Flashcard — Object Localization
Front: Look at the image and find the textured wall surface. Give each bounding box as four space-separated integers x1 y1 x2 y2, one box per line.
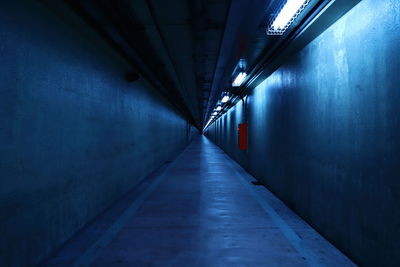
205 0 400 266
0 1 196 266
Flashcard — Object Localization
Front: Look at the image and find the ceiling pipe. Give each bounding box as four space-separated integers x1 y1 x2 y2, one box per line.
201 0 233 128
145 0 200 128
64 0 199 127
211 0 361 125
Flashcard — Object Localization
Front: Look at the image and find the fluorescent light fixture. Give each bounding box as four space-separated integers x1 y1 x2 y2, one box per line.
221 95 230 103
232 72 247 87
267 0 311 35
204 118 213 130
216 106 222 111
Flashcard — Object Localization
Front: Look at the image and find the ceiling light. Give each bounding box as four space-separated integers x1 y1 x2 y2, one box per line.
267 0 310 35
212 112 218 116
221 95 230 103
203 118 213 130
232 72 247 87
216 106 222 111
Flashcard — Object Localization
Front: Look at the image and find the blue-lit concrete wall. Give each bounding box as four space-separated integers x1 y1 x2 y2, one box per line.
206 0 400 266
0 1 197 266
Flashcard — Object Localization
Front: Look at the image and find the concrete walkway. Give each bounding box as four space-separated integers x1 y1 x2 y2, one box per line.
45 136 355 267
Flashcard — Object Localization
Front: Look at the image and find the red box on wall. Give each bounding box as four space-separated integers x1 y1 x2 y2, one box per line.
238 123 247 150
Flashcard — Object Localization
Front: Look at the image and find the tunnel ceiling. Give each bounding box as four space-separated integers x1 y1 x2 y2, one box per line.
64 0 324 128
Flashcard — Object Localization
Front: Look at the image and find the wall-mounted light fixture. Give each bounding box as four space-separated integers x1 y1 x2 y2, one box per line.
232 72 247 87
232 59 247 87
267 0 311 35
204 118 213 130
221 95 230 103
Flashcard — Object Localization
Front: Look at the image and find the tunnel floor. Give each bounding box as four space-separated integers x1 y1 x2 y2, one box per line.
45 136 354 266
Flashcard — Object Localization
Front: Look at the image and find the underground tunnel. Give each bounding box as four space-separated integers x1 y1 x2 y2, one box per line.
1 0 399 266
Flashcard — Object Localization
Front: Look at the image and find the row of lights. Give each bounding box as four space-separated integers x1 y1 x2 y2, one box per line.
205 59 248 130
204 91 233 130
204 0 312 130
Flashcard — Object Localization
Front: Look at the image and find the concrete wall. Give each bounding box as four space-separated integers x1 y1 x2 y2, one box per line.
205 0 400 266
0 1 197 266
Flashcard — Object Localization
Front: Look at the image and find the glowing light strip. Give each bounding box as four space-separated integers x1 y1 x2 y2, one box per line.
232 72 247 87
221 95 230 103
267 0 311 35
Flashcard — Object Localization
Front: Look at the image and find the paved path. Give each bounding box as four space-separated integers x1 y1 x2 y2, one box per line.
45 136 355 267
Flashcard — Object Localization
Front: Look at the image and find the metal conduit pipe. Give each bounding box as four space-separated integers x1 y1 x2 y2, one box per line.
144 0 199 127
64 0 199 127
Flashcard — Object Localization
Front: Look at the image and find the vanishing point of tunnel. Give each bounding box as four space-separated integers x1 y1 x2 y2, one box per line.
1 0 399 266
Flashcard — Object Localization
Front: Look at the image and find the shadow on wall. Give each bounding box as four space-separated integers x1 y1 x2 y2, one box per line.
205 0 400 266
